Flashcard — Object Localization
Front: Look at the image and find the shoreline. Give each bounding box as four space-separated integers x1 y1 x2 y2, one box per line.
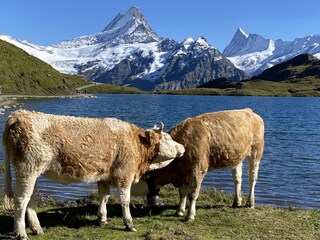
0 94 95 114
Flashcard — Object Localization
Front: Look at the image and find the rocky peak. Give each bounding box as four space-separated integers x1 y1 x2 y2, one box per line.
100 6 160 43
192 37 210 51
223 27 270 57
102 7 145 32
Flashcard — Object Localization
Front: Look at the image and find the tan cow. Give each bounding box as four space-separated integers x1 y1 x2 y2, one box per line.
146 108 264 221
3 109 185 239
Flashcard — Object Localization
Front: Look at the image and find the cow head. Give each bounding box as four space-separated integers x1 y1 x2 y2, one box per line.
146 122 185 169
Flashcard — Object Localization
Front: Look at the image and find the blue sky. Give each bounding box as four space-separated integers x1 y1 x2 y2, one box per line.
1 0 319 51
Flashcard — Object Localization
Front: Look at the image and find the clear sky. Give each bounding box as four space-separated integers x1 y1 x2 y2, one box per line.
1 0 319 52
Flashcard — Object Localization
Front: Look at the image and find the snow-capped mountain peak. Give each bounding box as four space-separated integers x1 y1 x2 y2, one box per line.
223 27 271 57
99 6 160 44
194 37 210 50
53 6 160 51
238 27 248 38
182 38 194 49
103 6 144 32
224 28 320 75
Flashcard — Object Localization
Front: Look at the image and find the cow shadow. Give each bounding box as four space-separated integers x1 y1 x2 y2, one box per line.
0 203 228 236
0 203 170 236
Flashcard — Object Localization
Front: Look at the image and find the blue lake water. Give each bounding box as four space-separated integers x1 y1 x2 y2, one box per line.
0 94 319 209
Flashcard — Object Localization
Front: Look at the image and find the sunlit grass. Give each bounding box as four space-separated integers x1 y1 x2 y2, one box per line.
0 185 319 239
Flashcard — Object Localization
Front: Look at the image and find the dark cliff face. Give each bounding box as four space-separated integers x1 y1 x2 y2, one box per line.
153 47 246 90
94 50 156 89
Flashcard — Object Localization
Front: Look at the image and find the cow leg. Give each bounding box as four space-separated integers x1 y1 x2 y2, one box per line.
14 174 38 240
185 171 206 222
247 154 260 208
232 161 243 208
175 185 188 217
118 183 136 232
97 181 110 225
26 184 43 235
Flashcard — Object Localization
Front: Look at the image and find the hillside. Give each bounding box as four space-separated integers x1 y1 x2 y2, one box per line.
252 54 320 81
191 54 320 97
0 40 89 95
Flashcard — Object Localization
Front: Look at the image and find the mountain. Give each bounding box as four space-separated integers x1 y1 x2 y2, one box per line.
94 37 246 90
252 53 320 81
192 54 320 97
224 28 320 76
0 7 246 90
0 40 88 95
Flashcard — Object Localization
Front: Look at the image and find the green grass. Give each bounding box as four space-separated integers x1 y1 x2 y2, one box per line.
85 84 144 94
0 185 319 239
0 40 89 95
155 78 320 97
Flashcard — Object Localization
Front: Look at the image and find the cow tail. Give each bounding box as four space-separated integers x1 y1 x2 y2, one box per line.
3 121 14 211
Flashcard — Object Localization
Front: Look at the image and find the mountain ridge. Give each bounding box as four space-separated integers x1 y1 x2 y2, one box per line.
2 8 320 90
0 7 246 90
224 28 320 76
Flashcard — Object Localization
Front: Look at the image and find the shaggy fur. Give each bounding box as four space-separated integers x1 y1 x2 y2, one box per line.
146 108 265 221
3 110 185 239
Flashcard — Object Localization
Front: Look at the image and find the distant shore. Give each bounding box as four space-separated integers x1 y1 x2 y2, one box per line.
0 96 20 115
0 94 95 115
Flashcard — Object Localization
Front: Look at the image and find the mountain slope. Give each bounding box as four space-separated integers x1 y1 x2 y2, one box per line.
252 53 320 81
0 40 88 95
224 28 320 75
0 7 246 90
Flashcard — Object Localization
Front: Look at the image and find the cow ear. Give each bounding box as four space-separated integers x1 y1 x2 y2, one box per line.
139 131 151 146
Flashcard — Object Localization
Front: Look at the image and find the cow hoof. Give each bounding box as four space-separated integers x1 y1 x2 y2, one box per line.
232 202 242 208
100 220 108 226
147 196 160 206
186 218 194 223
246 204 255 209
18 234 29 240
125 226 137 232
232 204 242 208
175 210 184 217
31 228 44 235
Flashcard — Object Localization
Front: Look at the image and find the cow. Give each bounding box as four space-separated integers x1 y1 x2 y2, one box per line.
3 109 185 240
145 108 264 222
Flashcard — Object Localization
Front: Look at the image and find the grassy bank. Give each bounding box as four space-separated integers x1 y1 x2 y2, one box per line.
156 78 320 97
81 77 320 97
0 39 89 96
82 83 144 94
0 186 319 239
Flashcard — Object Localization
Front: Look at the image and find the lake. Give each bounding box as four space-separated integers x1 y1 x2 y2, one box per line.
0 94 319 209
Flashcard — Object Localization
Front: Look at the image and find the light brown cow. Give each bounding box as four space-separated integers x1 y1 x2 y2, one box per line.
3 109 185 239
146 108 264 221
